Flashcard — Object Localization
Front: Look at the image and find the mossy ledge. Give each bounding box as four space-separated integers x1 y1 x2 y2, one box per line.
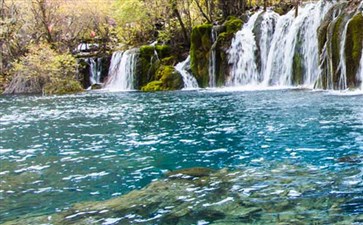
141 65 183 91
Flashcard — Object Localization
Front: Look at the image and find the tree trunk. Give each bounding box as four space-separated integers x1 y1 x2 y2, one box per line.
264 0 268 11
194 0 212 23
294 0 299 17
170 0 189 44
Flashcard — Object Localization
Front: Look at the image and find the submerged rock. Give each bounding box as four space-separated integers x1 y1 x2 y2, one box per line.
89 83 103 90
2 165 358 225
166 167 215 178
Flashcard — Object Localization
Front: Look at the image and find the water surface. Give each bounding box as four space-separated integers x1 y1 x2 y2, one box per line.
0 90 362 223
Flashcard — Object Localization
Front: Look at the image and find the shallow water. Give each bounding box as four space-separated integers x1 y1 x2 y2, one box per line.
0 89 362 223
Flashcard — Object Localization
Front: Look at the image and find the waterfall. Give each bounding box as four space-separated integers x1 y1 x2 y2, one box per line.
87 58 102 86
228 11 262 86
259 11 279 78
104 49 138 91
208 27 218 87
175 56 199 90
228 1 333 88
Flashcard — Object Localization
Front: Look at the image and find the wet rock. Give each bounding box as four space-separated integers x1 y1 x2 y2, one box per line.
337 155 363 164
89 83 102 90
166 167 215 178
354 214 363 223
1 165 356 225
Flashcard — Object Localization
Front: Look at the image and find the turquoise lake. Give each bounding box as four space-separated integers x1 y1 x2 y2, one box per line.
0 89 362 224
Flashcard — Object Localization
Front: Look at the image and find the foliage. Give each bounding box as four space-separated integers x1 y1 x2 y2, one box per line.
6 43 82 94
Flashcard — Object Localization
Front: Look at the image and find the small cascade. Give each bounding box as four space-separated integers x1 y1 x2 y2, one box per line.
175 56 199 90
87 58 102 86
104 49 138 91
208 27 218 87
337 19 351 90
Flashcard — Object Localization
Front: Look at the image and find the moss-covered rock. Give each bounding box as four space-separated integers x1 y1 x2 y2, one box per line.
331 15 344 86
224 17 243 34
190 24 213 87
141 65 183 91
345 13 363 88
43 79 84 95
3 165 356 225
216 18 244 86
292 52 304 85
135 45 173 90
190 18 243 88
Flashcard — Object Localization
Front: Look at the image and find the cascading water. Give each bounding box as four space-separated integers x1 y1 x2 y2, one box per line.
358 48 363 90
209 27 218 87
228 1 333 88
228 11 262 86
87 58 102 86
104 49 138 91
175 56 199 90
258 11 279 78
337 18 352 90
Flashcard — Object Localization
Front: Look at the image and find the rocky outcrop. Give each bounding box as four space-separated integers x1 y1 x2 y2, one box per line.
141 65 183 91
190 24 213 87
190 18 243 88
135 45 183 91
317 2 363 89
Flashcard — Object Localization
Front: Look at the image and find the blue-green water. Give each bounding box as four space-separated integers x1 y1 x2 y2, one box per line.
0 89 362 223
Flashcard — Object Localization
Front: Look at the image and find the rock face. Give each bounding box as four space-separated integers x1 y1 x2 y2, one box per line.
3 165 360 225
190 18 243 88
317 2 363 89
135 45 183 91
190 24 213 88
3 75 46 94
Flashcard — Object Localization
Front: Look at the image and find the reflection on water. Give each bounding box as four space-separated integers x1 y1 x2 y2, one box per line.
0 90 362 224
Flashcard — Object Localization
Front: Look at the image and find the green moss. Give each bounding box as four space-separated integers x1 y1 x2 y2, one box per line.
190 24 213 87
136 45 174 89
141 66 183 92
224 17 243 34
161 56 177 65
155 45 171 58
139 45 155 58
292 53 304 85
345 13 363 87
44 79 84 95
331 15 343 85
317 21 329 55
141 80 164 91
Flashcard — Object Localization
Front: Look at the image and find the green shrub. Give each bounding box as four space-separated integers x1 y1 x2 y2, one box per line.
5 43 83 95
